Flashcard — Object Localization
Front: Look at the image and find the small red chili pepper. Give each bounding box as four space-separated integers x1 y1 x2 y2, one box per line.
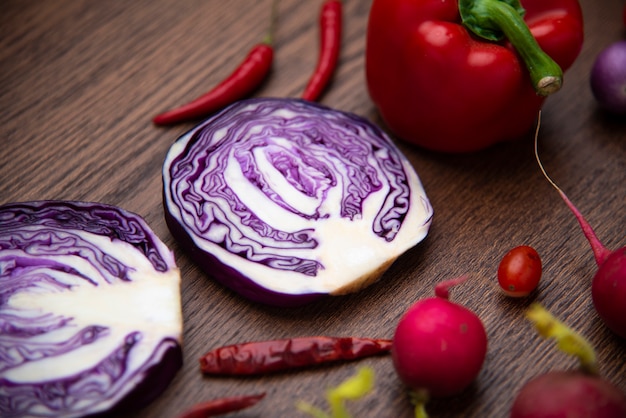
301 0 342 101
176 393 266 418
199 336 392 375
153 0 279 125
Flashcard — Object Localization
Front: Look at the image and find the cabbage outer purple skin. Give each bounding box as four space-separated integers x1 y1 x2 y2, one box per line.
163 98 433 307
0 201 183 417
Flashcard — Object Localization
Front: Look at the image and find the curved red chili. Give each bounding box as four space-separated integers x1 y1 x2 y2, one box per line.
153 0 279 126
199 336 392 375
152 45 273 125
176 393 266 418
301 0 342 102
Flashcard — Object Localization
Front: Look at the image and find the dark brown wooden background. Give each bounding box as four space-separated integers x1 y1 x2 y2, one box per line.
1 1 625 417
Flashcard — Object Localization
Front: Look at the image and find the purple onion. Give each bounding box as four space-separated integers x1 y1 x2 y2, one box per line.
590 41 626 115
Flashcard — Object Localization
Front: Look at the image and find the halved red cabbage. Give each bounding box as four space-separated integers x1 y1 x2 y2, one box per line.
0 201 183 417
163 98 433 307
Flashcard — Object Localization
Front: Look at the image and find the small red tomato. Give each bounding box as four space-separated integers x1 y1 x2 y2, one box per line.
498 245 542 297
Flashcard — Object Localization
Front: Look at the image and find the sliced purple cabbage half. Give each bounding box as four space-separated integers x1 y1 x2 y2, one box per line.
163 98 433 307
0 201 183 417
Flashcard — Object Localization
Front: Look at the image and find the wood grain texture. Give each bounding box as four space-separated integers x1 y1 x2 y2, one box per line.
1 0 625 417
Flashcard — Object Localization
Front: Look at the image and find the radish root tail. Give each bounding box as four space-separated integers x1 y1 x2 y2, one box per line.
533 112 610 266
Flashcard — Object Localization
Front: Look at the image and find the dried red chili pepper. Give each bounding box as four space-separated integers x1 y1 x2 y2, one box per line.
176 393 265 418
301 0 342 101
152 1 279 126
199 336 392 375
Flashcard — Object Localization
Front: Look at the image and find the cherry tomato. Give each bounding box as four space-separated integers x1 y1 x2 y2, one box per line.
497 245 542 297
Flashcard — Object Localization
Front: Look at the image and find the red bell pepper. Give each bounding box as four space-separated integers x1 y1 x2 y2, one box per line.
365 0 584 153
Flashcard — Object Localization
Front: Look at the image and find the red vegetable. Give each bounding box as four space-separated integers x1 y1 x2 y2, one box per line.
392 276 488 417
497 245 542 297
511 372 626 418
301 0 343 101
177 393 266 418
199 336 392 375
365 0 584 152
535 121 626 339
510 304 626 418
152 1 278 125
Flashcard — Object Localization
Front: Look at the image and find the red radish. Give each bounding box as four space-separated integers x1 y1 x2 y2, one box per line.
498 245 543 297
510 304 626 418
392 276 488 418
511 371 626 418
534 120 626 339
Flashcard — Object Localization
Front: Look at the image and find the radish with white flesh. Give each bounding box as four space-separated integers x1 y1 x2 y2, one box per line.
392 276 488 418
0 201 183 418
534 125 626 339
163 98 433 307
510 304 626 417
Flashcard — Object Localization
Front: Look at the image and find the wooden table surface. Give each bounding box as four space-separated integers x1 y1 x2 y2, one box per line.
1 1 625 417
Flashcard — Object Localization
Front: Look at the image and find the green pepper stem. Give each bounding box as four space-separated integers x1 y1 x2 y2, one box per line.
460 0 563 96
